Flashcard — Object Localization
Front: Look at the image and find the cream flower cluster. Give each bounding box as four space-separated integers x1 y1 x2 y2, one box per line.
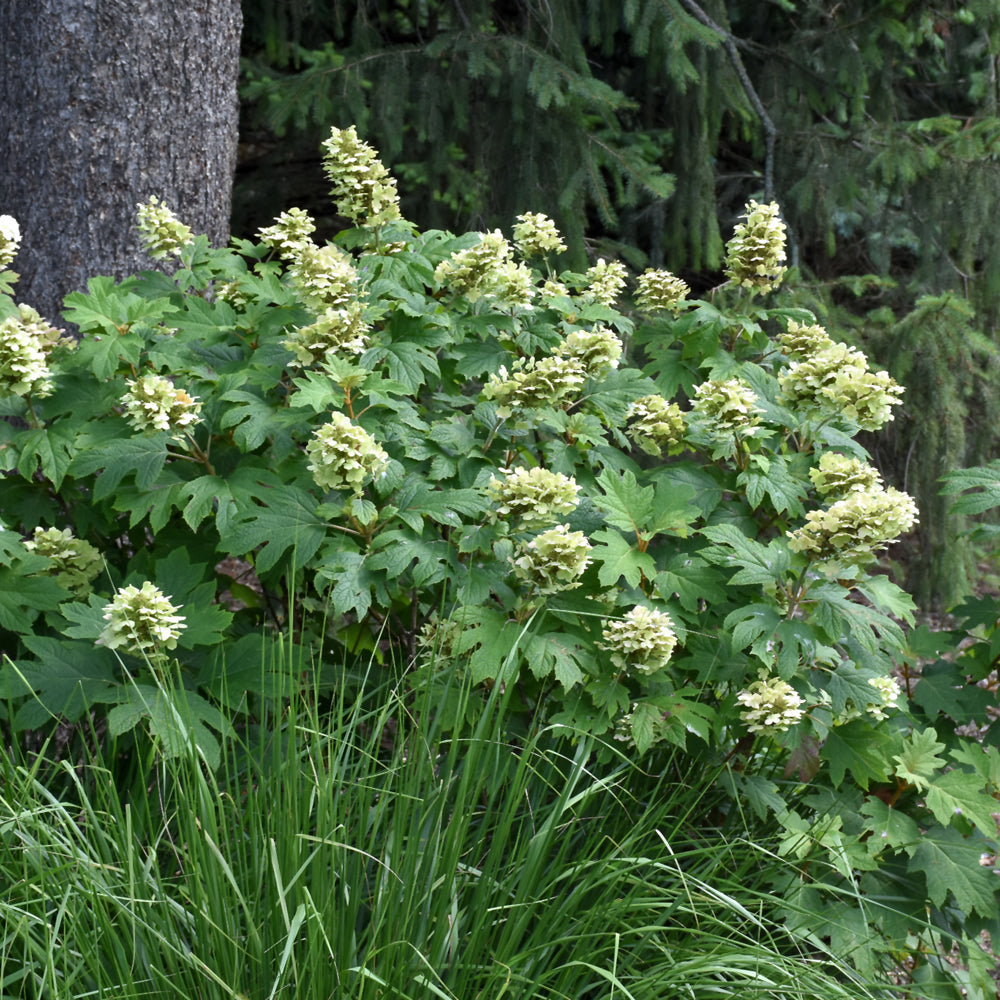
554 326 622 378
487 466 580 527
513 212 567 257
635 269 690 314
737 675 804 733
284 302 370 366
0 215 21 269
779 319 834 358
434 230 535 307
809 452 882 500
321 125 402 227
583 259 628 306
598 605 678 675
97 582 186 655
481 356 587 419
787 485 918 570
123 374 202 439
723 200 787 292
625 394 686 456
288 244 359 312
25 526 102 594
257 208 317 260
778 337 904 432
306 411 389 494
692 377 763 435
512 523 592 594
136 197 194 260
0 305 69 398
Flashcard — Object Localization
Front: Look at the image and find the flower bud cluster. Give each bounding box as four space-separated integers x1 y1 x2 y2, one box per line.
136 197 194 260
25 526 102 593
787 485 918 570
321 126 402 227
257 208 316 260
0 305 70 398
778 340 903 431
288 244 359 312
512 523 592 594
598 605 678 675
779 319 834 358
866 675 902 720
635 269 690 314
284 302 370 366
306 411 389 494
554 326 622 378
723 200 787 292
123 374 202 439
582 259 628 306
513 212 567 257
481 356 587 418
809 452 881 500
0 215 21 269
97 581 186 655
737 675 805 733
625 394 687 456
487 467 580 527
692 377 763 435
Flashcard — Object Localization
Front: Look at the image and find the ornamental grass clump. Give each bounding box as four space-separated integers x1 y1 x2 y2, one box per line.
136 197 194 260
25 527 102 594
122 374 202 440
487 467 580 527
723 200 787 292
306 411 389 495
737 675 805 733
321 125 401 228
598 605 678 676
512 523 592 593
635 268 690 314
97 581 185 655
625 394 687 456
513 212 567 257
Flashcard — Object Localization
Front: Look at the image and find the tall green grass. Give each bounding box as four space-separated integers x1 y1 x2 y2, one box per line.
2 637 895 1000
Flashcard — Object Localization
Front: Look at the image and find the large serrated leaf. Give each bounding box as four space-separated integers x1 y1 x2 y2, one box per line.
70 436 169 500
908 826 999 917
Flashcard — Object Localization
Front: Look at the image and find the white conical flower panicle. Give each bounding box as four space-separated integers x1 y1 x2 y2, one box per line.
598 605 678 675
257 208 317 260
98 582 186 655
306 411 389 494
724 200 787 292
321 125 402 227
487 467 580 527
123 374 202 440
512 524 592 594
0 215 21 269
136 197 194 260
737 675 804 733
513 212 567 257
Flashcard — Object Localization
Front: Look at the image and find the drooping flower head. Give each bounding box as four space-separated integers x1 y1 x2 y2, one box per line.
554 326 622 379
625 394 687 456
25 526 102 594
0 215 21 269
598 605 678 675
123 374 202 440
257 208 317 260
583 259 628 306
306 411 389 495
481 356 587 419
724 200 787 292
737 675 804 733
284 302 370 366
635 269 690 314
321 126 402 227
513 212 567 257
97 581 186 655
487 467 580 527
136 197 194 260
512 523 592 594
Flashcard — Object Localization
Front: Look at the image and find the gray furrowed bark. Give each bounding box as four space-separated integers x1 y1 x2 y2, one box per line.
0 0 242 324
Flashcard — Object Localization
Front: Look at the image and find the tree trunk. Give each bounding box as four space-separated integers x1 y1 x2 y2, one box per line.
0 0 243 324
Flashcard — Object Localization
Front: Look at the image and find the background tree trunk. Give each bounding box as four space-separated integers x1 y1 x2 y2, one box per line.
0 0 242 324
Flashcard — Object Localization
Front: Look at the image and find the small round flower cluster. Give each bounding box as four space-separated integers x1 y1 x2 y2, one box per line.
598 605 678 676
306 411 389 495
724 200 787 292
787 485 918 571
25 526 102 594
625 394 686 456
321 125 401 227
214 280 251 310
635 269 690 314
0 215 21 269
541 278 571 300
779 319 834 358
778 340 904 432
284 302 371 366
97 581 186 655
481 356 587 419
809 452 882 500
136 197 194 260
554 326 622 378
487 466 580 527
582 259 628 306
692 377 763 435
512 523 592 594
434 231 534 308
737 675 805 733
288 244 359 312
866 675 902 720
123 374 202 439
513 212 567 257
257 208 316 260
0 305 69 398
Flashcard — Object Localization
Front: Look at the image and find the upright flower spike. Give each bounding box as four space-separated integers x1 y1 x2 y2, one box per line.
122 374 203 440
512 523 592 594
136 196 194 260
598 606 678 676
97 582 186 655
779 319 834 358
809 452 882 500
691 377 763 435
737 675 805 733
0 305 68 398
635 269 690 314
306 411 389 495
583 259 628 306
0 215 21 269
626 394 687 456
257 208 317 260
724 200 787 292
283 302 370 366
481 356 587 419
25 526 102 594
288 244 359 312
321 125 402 227
487 467 581 527
554 326 623 379
513 212 567 257
434 230 514 300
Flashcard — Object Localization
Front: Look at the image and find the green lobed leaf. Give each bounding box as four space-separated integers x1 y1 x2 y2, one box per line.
907 826 999 917
822 719 896 789
591 527 657 589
